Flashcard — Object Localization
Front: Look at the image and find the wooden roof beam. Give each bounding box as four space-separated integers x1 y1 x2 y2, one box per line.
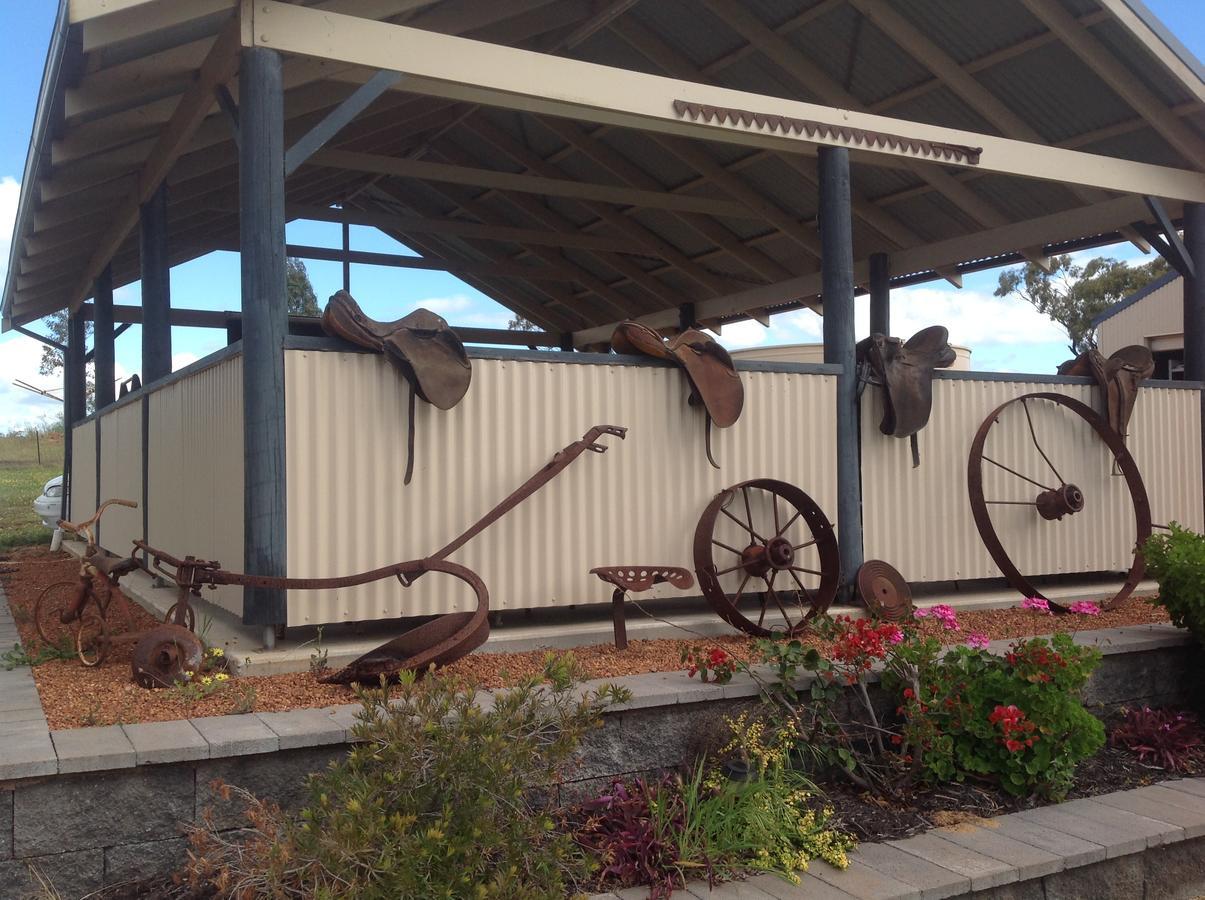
1018 0 1205 165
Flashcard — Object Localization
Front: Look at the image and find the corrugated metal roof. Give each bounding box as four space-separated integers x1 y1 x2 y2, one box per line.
3 0 1203 335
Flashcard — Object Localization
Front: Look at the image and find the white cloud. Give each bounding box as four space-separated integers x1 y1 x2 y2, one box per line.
0 333 63 431
408 294 512 329
713 319 774 350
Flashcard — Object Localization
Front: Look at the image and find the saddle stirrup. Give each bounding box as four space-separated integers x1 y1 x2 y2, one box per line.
910 432 920 469
404 383 417 486
704 414 720 470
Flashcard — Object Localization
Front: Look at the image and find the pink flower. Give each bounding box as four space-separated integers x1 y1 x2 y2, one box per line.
930 604 960 631
886 626 904 644
1067 600 1101 616
1022 596 1051 615
966 631 990 650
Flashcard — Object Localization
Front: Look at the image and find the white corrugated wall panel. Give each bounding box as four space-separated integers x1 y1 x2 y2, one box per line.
96 400 142 555
69 420 96 525
147 357 244 616
285 350 837 624
862 377 1203 583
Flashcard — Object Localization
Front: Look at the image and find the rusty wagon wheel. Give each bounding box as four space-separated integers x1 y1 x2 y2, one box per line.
967 392 1151 612
34 580 87 647
693 478 840 637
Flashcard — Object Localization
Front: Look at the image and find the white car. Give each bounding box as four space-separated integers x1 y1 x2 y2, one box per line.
33 475 64 529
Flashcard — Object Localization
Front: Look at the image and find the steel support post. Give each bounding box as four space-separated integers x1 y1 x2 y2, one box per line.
1184 202 1205 521
239 46 288 642
140 183 172 384
819 147 863 600
869 252 890 337
62 310 87 522
94 265 115 410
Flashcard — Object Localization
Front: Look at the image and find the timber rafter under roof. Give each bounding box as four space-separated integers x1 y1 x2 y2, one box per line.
3 0 1204 340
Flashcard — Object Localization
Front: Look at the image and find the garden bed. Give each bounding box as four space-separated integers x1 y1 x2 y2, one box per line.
0 547 1179 729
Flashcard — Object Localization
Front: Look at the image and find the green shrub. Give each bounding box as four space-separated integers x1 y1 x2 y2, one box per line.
913 633 1104 799
1144 523 1205 645
187 659 627 899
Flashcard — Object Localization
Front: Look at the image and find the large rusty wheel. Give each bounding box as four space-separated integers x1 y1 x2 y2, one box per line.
968 392 1151 612
694 479 840 637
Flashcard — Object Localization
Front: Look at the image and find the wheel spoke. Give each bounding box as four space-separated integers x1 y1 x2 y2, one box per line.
1022 398 1065 484
764 573 793 627
792 538 818 552
772 496 782 536
775 509 803 538
731 573 752 608
712 538 745 557
787 567 814 619
788 565 825 577
720 506 766 543
982 455 1054 492
714 560 748 577
985 500 1038 507
741 487 768 543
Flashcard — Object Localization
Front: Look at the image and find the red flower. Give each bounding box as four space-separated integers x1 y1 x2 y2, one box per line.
903 688 915 700
890 734 902 746
1005 739 1024 753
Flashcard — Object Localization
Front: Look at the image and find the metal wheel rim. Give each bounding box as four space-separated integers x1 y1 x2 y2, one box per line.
76 611 110 667
34 581 87 647
693 478 840 637
967 392 1151 612
163 603 196 632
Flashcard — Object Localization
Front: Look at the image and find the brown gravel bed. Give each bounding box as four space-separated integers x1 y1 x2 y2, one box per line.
0 547 1174 730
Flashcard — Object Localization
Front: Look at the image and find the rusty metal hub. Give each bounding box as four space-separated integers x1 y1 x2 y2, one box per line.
131 625 205 689
1036 483 1085 521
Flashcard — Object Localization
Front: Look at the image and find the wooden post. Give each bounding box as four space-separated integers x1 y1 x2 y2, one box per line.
140 183 172 384
869 252 890 337
819 146 863 601
94 265 115 410
1184 202 1205 521
240 46 288 643
62 310 87 522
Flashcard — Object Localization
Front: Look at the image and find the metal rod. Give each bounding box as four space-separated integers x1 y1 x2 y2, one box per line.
1021 398 1064 484
982 454 1054 491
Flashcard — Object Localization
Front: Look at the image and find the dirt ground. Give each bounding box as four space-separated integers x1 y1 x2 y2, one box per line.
0 546 1174 730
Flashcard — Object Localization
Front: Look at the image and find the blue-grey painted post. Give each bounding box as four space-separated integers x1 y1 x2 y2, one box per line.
1184 202 1205 520
240 46 288 643
62 310 86 522
94 265 115 410
869 252 890 337
819 146 863 599
140 183 172 384
341 210 351 293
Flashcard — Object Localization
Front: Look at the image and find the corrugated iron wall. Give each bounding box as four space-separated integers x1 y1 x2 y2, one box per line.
69 420 96 525
1097 278 1183 356
96 400 142 553
146 357 244 616
861 376 1204 583
285 350 838 624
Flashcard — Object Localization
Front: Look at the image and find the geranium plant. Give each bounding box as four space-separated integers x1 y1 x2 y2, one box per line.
1144 523 1205 645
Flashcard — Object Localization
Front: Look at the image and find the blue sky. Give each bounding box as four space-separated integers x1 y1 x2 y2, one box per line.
0 1 1201 429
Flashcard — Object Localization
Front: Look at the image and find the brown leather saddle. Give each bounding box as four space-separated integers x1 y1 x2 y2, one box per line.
1058 345 1154 438
322 290 471 483
610 321 743 468
87 551 140 581
857 325 956 467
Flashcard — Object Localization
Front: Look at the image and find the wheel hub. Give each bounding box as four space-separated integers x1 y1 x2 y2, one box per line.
740 536 794 577
1036 483 1084 521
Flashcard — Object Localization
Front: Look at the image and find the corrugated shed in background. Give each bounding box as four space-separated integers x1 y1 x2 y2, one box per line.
97 400 142 555
285 351 837 625
69 420 96 526
861 377 1204 583
1097 277 1184 356
147 358 244 616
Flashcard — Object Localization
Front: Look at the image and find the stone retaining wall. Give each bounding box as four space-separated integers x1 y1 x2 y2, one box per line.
0 624 1200 898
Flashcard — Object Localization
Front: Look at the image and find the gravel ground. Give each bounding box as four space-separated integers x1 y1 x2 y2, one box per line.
0 547 1174 730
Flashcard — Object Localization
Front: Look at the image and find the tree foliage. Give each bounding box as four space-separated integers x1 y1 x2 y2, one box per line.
994 254 1169 356
507 314 540 331
287 257 320 316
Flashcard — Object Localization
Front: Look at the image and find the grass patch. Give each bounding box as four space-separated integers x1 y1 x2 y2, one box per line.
0 432 62 551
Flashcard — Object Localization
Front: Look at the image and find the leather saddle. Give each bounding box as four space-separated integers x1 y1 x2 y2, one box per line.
1058 345 1154 438
857 325 956 467
611 320 743 468
322 290 471 483
87 551 140 581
